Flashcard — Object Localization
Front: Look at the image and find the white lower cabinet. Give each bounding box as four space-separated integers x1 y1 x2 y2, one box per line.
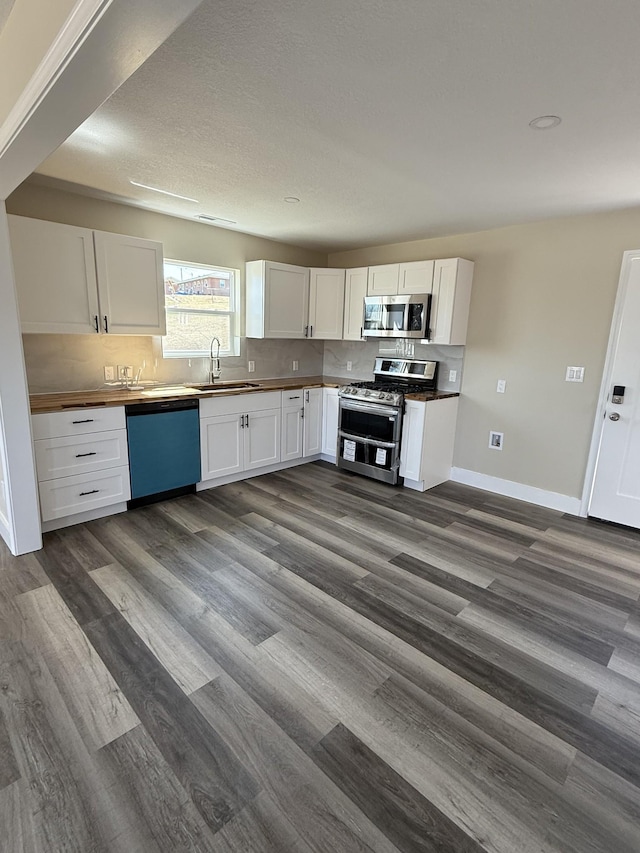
32 405 130 529
281 391 305 462
200 391 282 484
400 397 459 491
303 388 322 457
321 387 340 460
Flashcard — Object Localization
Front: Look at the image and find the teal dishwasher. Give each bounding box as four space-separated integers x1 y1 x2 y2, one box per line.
126 398 201 508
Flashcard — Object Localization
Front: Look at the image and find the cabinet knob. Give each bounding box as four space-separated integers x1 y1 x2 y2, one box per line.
609 412 620 421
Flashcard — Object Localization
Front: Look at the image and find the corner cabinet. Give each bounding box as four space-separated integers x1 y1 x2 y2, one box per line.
343 267 367 340
430 258 474 345
8 215 166 336
246 261 310 339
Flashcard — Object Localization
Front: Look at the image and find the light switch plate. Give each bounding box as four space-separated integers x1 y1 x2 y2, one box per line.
449 370 457 383
292 360 299 372
346 361 353 371
104 366 115 381
565 366 585 382
248 360 255 373
497 379 506 393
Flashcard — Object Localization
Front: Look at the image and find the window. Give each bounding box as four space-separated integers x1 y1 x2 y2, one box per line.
162 260 240 358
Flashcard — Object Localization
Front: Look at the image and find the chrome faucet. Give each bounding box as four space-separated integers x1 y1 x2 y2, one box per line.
209 336 221 383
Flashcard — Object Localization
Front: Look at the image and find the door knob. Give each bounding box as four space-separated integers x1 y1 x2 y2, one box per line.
609 412 620 421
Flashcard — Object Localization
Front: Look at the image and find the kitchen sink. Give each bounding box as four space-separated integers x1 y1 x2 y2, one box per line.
189 382 262 392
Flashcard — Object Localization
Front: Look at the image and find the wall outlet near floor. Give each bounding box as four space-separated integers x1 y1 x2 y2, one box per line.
346 361 353 371
117 365 133 380
292 360 299 372
449 369 457 383
489 430 504 450
103 366 115 382
496 379 506 393
565 366 585 382
248 360 255 373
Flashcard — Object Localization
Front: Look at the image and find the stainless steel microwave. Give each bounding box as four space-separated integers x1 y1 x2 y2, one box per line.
363 293 432 338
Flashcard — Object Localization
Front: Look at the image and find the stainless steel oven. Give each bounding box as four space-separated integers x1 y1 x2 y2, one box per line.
338 397 403 484
337 358 439 485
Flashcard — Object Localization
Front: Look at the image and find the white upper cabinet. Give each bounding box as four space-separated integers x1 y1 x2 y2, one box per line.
343 267 367 340
398 260 434 295
367 263 400 295
367 260 434 296
430 258 474 345
308 268 345 340
246 260 310 339
8 215 166 336
93 231 165 335
9 216 100 334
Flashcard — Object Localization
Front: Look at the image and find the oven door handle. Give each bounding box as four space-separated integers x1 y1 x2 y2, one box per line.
339 430 397 449
339 399 400 417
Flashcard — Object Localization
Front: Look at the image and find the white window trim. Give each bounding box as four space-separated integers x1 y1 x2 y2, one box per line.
162 259 241 359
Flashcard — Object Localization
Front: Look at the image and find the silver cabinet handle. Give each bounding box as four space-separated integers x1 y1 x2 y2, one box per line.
609 412 621 421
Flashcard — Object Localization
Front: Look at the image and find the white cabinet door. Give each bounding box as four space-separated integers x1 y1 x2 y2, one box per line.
430 258 474 345
281 404 304 462
9 215 100 334
246 261 310 339
321 388 339 459
34 430 128 481
38 465 130 522
343 267 367 340
398 260 434 295
93 231 165 335
367 263 400 295
244 408 281 470
200 413 244 479
308 269 345 340
399 401 425 481
303 388 323 456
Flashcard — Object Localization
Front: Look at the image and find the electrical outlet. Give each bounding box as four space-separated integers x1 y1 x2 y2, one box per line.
496 379 506 393
489 431 504 450
117 365 133 380
449 369 457 383
248 360 255 373
346 361 353 371
292 360 299 372
104 366 115 381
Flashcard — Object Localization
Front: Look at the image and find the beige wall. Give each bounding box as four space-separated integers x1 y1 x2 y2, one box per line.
330 209 640 500
0 0 78 124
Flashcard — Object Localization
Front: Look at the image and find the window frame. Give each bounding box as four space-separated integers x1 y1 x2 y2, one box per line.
162 259 241 359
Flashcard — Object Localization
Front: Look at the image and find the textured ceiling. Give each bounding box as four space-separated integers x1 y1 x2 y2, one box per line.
35 0 640 251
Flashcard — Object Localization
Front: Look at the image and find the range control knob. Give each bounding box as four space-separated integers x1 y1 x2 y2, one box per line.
364 390 371 396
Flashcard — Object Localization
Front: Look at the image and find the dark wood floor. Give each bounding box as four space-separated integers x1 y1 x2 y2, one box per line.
2 462 640 852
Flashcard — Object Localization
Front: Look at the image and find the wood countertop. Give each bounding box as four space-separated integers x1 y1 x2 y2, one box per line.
29 375 459 414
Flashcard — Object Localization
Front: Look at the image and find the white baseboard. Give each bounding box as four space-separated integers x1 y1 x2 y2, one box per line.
320 453 337 465
450 468 581 515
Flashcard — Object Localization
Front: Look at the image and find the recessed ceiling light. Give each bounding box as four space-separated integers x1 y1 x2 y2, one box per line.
529 115 562 130
284 196 300 203
129 180 199 202
196 214 237 224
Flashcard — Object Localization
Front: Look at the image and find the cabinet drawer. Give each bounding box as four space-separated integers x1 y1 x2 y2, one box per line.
32 406 125 440
39 466 131 522
282 390 304 409
34 430 128 482
199 390 282 418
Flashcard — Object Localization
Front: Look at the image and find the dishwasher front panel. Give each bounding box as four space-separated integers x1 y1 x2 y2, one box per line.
126 404 201 501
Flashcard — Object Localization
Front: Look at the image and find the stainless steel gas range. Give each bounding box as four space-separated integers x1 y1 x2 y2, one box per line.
337 357 438 485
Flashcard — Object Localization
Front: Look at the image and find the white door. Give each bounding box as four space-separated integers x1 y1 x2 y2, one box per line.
308 268 345 339
367 264 400 295
281 403 304 462
9 216 100 335
303 388 323 456
94 231 166 335
244 408 281 470
200 413 244 480
398 260 434 295
589 251 640 526
264 262 310 338
343 268 367 340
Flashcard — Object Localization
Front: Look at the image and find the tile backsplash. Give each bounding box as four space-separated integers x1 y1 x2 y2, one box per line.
22 334 463 394
23 334 324 393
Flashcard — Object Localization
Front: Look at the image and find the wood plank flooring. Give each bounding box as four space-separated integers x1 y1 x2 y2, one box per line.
2 461 640 851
